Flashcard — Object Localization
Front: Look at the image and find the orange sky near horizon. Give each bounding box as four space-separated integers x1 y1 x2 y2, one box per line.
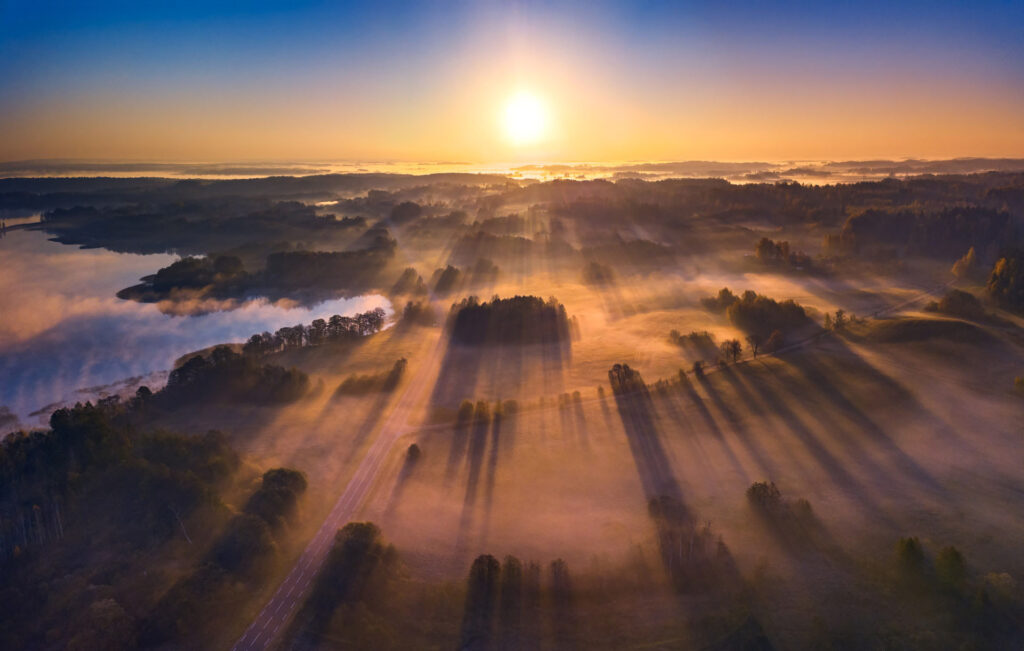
2 1 1023 163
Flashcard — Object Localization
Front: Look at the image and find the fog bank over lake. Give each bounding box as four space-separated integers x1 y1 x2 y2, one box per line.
0 229 390 425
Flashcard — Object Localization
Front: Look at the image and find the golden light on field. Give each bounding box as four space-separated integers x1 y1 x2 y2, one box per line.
502 91 548 146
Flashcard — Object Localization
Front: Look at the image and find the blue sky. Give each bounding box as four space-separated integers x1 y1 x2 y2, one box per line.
1 0 1022 161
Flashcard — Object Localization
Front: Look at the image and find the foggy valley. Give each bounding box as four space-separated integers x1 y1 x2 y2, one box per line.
2 168 1024 649
4 1 1024 648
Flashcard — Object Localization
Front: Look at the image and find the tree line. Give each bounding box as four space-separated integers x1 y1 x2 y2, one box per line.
242 307 387 356
118 230 399 303
826 205 1017 261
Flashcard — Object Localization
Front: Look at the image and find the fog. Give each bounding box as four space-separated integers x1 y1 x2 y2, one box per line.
0 229 390 423
3 171 1024 649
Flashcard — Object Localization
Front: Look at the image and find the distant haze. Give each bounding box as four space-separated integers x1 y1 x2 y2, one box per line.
2 158 1024 185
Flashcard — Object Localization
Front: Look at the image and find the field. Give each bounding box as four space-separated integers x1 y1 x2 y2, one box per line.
2 172 1024 649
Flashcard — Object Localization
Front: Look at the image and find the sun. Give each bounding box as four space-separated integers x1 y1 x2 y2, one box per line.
503 91 548 146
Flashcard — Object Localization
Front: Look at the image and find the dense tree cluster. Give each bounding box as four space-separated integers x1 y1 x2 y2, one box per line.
119 232 397 302
449 295 571 345
0 402 237 560
397 300 439 328
746 481 782 510
164 346 309 405
262 230 397 289
144 465 307 645
469 257 500 284
0 398 311 649
431 265 462 295
924 289 987 321
36 198 364 255
701 287 740 312
746 481 813 523
754 237 813 270
719 339 743 363
284 522 399 648
149 255 246 292
987 250 1024 312
241 468 308 530
704 288 811 339
669 329 715 349
889 536 1021 647
116 254 251 302
831 206 1017 260
390 267 428 295
608 363 646 394
581 237 675 271
647 495 736 593
475 213 527 234
388 200 423 225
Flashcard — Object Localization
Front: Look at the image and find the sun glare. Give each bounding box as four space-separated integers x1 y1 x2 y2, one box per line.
503 92 548 146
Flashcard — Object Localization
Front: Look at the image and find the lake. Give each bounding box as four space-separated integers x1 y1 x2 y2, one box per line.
0 228 391 427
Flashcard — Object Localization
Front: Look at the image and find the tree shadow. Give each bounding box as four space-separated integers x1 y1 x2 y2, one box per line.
653 389 717 471
746 488 855 572
480 409 508 546
597 387 617 434
454 403 493 559
776 346 949 500
446 404 475 485
429 341 567 409
429 342 484 409
609 370 683 502
382 446 422 521
343 389 393 462
740 359 899 530
571 394 592 452
713 365 786 479
549 559 578 650
608 364 741 593
675 371 749 481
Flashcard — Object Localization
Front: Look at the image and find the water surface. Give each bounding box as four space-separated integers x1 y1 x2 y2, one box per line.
0 229 390 426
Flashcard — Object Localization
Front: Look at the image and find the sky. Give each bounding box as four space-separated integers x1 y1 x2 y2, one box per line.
1 0 1023 163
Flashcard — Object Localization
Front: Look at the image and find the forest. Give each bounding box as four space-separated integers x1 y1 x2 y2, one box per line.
2 168 1024 650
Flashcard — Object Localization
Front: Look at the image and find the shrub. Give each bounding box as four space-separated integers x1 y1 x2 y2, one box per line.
924 289 986 320
746 481 782 510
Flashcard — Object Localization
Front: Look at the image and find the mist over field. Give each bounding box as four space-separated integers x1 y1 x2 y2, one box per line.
3 167 1024 650
4 0 1024 649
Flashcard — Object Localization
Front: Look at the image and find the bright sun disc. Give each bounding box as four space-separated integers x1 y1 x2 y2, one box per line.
503 92 547 146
